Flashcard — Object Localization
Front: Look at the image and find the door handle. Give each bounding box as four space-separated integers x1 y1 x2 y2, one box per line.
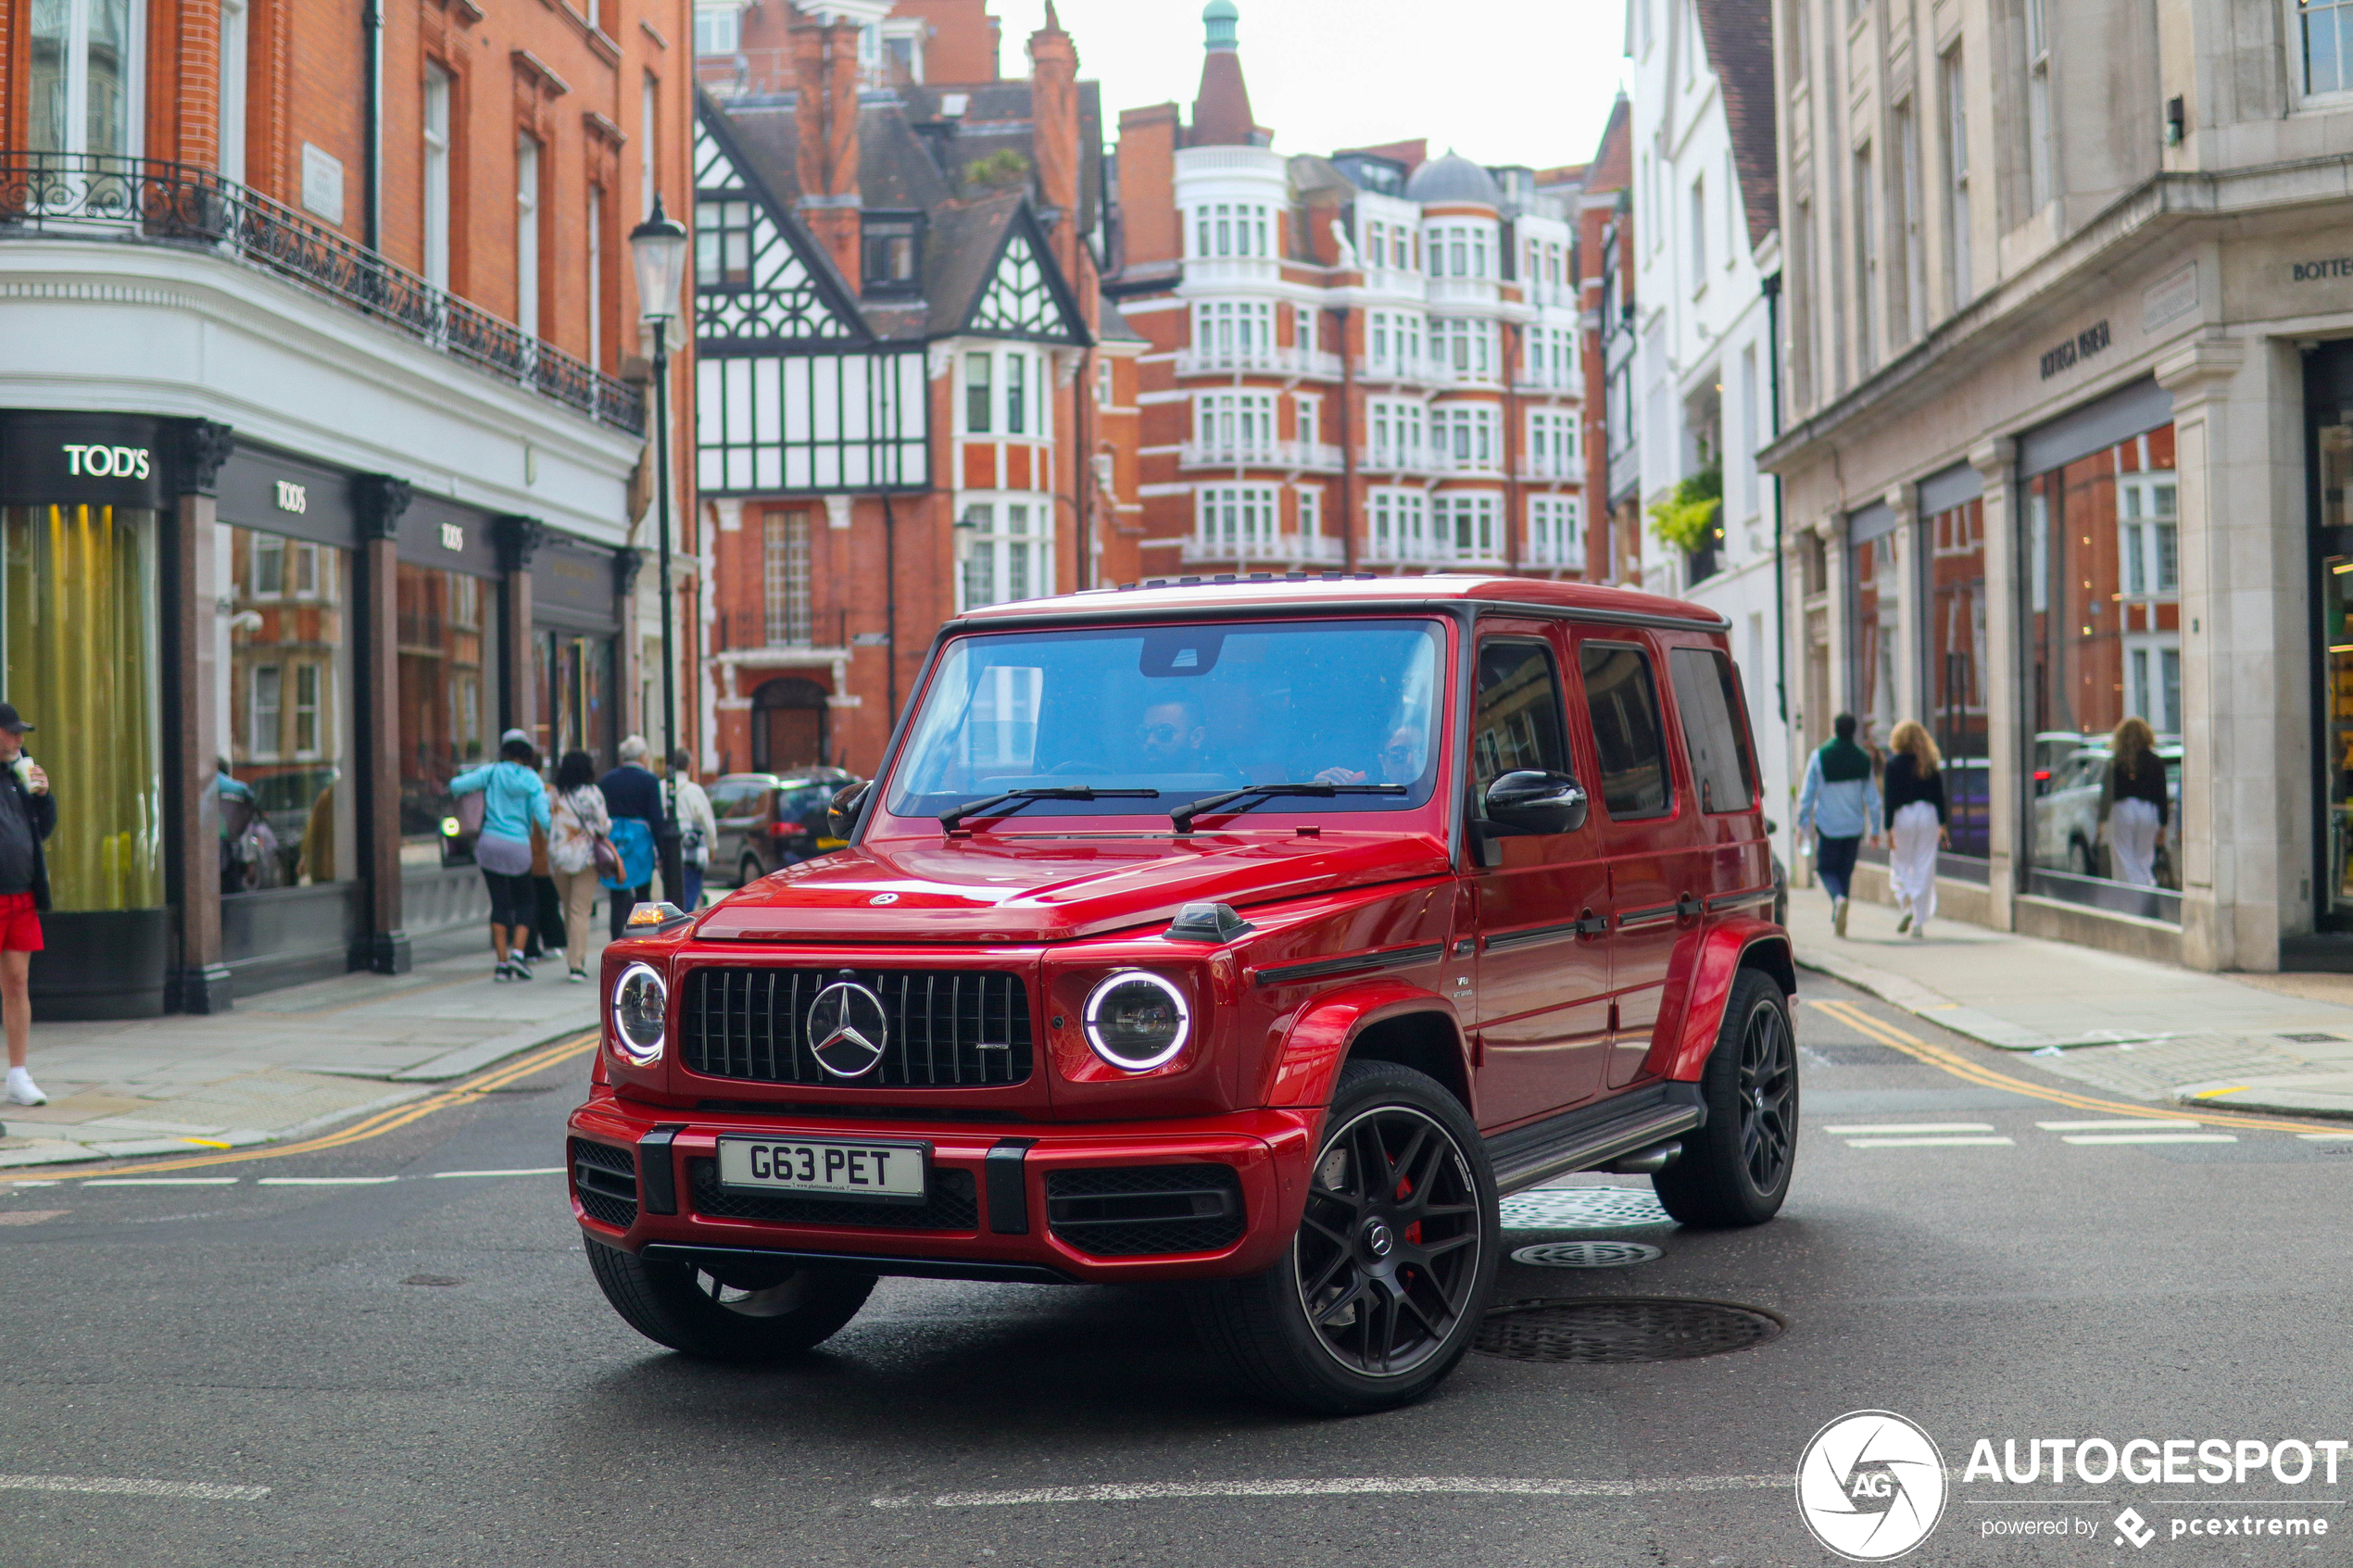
1574 909 1608 937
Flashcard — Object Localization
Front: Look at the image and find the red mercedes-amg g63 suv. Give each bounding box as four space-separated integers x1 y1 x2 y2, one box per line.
570 575 1796 1413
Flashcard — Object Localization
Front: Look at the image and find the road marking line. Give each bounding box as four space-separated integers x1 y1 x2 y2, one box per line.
1821 1123 1995 1135
81 1178 240 1187
430 1167 566 1178
1842 1135 2015 1148
2036 1119 2204 1132
2060 1133 2238 1145
2297 1133 2353 1141
180 1138 233 1148
1804 999 2347 1136
255 1176 399 1185
0 1474 270 1501
874 1474 1794 1510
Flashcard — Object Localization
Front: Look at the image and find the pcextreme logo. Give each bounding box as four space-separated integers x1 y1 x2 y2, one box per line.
1796 1411 1950 1562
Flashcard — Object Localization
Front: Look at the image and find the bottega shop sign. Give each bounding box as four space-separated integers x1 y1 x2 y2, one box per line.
0 412 169 508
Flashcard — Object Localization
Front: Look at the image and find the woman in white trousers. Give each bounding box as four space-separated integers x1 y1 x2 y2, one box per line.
2100 716 2168 887
1883 721 1950 938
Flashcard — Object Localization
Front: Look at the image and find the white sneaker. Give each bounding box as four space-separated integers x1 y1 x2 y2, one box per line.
6 1066 46 1106
1832 897 1850 937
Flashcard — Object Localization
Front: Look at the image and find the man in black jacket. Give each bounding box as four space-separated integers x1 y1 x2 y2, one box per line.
0 704 56 1106
598 735 662 938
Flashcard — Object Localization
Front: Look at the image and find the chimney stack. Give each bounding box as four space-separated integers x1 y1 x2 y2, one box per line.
1028 3 1083 300
790 16 862 284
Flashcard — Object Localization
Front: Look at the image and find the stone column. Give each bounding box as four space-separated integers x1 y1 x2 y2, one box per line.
164 420 236 1012
495 515 546 742
1970 436 2019 931
1884 483 1920 734
2157 334 2258 971
353 474 412 974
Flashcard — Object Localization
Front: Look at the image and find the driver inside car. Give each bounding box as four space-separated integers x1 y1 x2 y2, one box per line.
1313 725 1427 787
1136 698 1212 772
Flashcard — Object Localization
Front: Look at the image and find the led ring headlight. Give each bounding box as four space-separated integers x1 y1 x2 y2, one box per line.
1082 971 1191 1072
610 962 669 1067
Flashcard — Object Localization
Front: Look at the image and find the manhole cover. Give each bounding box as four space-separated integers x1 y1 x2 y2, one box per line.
1474 1297 1785 1362
1500 1187 1672 1231
1510 1240 1663 1269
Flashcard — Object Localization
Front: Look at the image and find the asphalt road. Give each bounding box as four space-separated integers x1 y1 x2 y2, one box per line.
5 972 2351 1567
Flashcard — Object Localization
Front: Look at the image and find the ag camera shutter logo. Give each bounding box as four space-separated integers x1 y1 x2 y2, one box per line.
1796 1411 1948 1561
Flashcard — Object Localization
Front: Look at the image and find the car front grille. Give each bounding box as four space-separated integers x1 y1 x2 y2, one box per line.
686 1157 981 1231
679 966 1034 1088
1045 1164 1246 1257
571 1138 638 1230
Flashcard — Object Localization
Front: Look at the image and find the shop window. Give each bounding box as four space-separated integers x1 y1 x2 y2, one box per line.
1924 497 1989 858
0 503 162 910
1848 522 1901 754
534 630 613 772
396 560 502 855
2020 425 2181 899
220 525 355 892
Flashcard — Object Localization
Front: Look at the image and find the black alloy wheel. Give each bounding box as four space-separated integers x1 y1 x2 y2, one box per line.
1189 1060 1499 1414
1653 967 1800 1228
1294 1103 1483 1378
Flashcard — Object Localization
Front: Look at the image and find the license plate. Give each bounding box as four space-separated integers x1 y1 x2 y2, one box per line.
715 1136 927 1202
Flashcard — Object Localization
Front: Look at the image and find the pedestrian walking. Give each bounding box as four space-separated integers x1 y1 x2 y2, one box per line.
2100 715 2168 886
1796 712 1882 938
1884 721 1950 939
450 731 552 983
599 736 662 937
0 704 54 1107
546 749 613 983
670 748 716 911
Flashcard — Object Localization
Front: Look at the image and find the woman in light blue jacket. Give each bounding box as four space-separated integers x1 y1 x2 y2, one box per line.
451 732 553 982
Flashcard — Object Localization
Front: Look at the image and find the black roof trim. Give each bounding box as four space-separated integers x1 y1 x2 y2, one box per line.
956 200 1093 347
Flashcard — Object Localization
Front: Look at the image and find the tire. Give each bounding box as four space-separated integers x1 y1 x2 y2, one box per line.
585 1240 875 1361
1653 967 1798 1228
737 853 765 888
1189 1060 1499 1415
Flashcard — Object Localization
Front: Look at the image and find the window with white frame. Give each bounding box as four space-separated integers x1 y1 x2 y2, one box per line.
1689 174 1707 284
2117 471 2179 597
1434 493 1501 561
1367 310 1426 374
1426 222 1491 278
1293 305 1316 353
960 501 1051 608
1191 202 1274 257
1196 485 1281 555
1369 489 1430 561
516 133 542 336
27 0 141 157
1296 485 1323 540
1294 395 1320 451
1193 299 1274 359
762 508 812 646
2122 635 2182 736
1095 358 1114 407
2305 0 2353 94
251 664 283 759
695 5 742 56
1526 408 1578 477
1432 318 1493 380
1528 495 1583 569
1367 399 1425 470
1431 404 1498 470
1363 217 1387 265
293 661 321 756
1524 324 1575 387
1196 391 1277 456
960 347 1043 437
220 0 247 183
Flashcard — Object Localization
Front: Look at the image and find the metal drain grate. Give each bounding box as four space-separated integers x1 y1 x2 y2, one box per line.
1500 1187 1673 1231
1474 1297 1785 1362
1510 1240 1663 1269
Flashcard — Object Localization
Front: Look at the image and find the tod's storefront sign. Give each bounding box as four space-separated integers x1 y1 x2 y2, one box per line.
0 412 169 508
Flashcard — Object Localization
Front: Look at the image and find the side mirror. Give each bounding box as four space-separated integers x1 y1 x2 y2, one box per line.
1484 770 1589 836
827 781 871 839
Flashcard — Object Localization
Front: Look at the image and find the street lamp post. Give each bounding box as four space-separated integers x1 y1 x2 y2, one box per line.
629 194 691 909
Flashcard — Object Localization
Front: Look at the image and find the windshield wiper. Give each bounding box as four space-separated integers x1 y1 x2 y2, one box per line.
1169 783 1407 835
939 786 1159 834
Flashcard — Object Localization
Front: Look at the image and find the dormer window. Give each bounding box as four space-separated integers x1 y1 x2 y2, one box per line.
696 199 753 287
862 214 921 295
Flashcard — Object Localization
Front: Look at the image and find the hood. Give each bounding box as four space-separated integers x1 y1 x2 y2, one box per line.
694 830 1452 945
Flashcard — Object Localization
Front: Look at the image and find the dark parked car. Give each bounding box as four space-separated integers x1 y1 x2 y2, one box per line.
710 770 858 886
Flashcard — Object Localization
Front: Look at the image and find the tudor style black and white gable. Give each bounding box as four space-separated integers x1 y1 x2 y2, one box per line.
692 104 929 495
964 218 1088 343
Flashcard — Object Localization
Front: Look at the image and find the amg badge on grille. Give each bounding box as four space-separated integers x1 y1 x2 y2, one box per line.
806 980 890 1078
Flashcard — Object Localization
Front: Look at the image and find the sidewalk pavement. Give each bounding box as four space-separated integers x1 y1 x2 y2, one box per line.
0 928 602 1170
1787 888 2353 1120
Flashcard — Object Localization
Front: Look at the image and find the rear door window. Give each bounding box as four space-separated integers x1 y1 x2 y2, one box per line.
1471 638 1569 793
1668 647 1758 814
1578 641 1674 820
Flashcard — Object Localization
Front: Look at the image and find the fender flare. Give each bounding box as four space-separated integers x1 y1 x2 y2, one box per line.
1261 977 1468 1109
1659 919 1795 1082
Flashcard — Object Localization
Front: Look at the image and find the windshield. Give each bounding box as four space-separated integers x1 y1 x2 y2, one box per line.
887 619 1446 823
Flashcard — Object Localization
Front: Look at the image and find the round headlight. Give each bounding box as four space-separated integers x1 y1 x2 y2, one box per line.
1082 971 1191 1072
610 962 669 1067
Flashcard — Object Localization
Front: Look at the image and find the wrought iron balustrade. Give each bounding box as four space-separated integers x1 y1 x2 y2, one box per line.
0 152 645 436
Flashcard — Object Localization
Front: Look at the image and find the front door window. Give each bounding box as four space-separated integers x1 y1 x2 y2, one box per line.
30 0 139 159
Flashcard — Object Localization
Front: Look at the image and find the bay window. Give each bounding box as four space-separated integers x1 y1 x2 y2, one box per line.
960 501 1051 608
1196 485 1280 555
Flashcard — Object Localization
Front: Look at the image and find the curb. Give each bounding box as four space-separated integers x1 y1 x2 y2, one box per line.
2172 1077 2353 1123
392 1010 598 1082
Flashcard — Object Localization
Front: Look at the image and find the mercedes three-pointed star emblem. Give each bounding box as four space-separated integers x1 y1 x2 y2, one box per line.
807 979 890 1079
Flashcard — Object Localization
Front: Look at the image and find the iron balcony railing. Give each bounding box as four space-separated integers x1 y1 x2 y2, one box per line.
0 152 645 436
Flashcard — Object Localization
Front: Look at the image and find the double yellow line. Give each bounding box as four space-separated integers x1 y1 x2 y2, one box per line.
1808 997 2351 1136
3 1032 599 1184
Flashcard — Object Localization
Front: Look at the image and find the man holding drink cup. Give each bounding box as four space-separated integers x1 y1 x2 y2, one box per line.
0 703 55 1106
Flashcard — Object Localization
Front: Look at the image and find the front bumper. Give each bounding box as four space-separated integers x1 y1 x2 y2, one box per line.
567 1088 1318 1284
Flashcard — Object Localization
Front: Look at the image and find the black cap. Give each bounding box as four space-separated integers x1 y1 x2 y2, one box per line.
0 704 32 735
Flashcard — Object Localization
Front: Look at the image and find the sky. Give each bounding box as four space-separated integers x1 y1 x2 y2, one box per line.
984 0 1629 173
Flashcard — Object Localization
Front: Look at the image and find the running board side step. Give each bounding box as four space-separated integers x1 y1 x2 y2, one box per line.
1484 1084 1707 1196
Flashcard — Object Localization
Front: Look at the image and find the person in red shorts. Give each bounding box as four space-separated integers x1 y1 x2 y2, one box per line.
0 703 55 1107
